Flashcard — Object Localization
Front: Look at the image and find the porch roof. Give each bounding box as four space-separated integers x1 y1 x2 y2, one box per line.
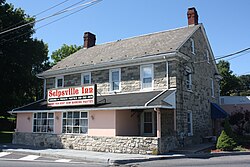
10 90 175 113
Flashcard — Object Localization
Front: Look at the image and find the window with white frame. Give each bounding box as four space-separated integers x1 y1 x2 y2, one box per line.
211 78 214 97
185 67 192 90
62 111 88 134
33 112 54 133
55 76 64 88
109 68 121 91
206 49 210 63
141 64 153 89
190 38 195 54
187 111 193 136
81 72 91 85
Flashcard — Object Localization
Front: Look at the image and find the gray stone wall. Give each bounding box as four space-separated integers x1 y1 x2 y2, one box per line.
160 109 177 153
45 62 169 95
64 73 81 87
13 132 158 154
121 66 140 92
176 27 220 145
154 62 167 90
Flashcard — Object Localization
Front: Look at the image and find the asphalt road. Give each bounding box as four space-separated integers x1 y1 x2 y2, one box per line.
1 152 250 167
127 154 250 167
0 160 106 167
0 152 106 167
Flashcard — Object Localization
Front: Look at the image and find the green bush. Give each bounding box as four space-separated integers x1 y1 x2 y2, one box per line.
216 130 237 151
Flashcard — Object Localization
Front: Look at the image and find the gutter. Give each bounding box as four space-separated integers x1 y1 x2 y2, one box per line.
10 105 174 114
9 99 45 115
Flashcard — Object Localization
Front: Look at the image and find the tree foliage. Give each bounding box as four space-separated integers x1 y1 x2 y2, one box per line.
216 119 237 151
229 110 250 135
217 60 250 96
217 60 240 96
51 44 82 65
0 1 50 115
216 130 237 151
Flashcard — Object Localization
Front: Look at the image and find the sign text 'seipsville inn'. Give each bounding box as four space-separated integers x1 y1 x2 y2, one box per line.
10 8 227 154
47 85 97 107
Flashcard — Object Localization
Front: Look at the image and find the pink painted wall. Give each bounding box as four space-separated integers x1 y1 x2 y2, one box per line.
115 110 139 136
221 104 250 115
16 113 33 132
54 112 62 134
88 110 116 136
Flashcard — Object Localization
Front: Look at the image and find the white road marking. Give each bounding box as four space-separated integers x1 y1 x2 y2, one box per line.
55 159 71 162
0 152 11 157
19 155 40 161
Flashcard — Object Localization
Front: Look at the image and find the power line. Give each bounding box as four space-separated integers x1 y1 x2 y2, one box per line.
1 0 70 32
0 0 102 44
0 0 100 36
34 0 70 17
215 47 250 60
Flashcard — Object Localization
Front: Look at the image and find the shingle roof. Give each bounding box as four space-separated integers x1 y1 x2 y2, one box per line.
40 25 200 76
11 90 175 112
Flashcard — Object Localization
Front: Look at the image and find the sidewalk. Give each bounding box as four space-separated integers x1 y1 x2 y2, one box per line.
1 143 249 165
0 144 185 165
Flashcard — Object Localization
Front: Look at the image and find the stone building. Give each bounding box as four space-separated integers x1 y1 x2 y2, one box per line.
10 8 222 154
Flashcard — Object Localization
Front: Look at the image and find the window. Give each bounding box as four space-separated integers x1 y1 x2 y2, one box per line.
109 68 121 91
190 38 195 54
62 111 88 134
185 67 192 90
141 64 154 89
187 111 193 136
55 76 64 88
81 72 91 85
206 49 210 63
211 78 214 97
33 112 54 133
141 111 154 136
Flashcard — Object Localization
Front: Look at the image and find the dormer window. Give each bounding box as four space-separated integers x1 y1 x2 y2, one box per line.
190 38 195 54
55 76 64 88
109 68 121 92
81 72 91 85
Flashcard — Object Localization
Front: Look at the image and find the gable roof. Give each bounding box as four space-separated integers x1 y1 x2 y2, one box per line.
39 25 200 77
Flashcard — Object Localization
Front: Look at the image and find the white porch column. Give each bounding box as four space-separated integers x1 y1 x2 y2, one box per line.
154 108 161 138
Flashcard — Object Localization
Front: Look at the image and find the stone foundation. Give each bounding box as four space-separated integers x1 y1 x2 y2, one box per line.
13 132 160 154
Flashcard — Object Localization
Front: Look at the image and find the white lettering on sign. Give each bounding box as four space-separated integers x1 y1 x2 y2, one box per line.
47 85 96 107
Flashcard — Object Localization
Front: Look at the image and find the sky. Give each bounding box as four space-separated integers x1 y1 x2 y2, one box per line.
5 0 250 76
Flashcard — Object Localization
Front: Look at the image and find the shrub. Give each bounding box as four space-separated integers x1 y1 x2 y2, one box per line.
216 130 237 151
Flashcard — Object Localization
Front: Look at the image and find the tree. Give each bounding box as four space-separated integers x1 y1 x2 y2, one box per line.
216 119 237 151
0 1 50 115
238 75 250 96
216 130 237 151
217 60 240 96
229 110 250 135
51 44 82 65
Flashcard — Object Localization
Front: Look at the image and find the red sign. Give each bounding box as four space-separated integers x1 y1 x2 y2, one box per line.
47 85 97 107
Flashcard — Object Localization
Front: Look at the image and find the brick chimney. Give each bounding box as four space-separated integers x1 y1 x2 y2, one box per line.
187 7 198 26
83 32 96 48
